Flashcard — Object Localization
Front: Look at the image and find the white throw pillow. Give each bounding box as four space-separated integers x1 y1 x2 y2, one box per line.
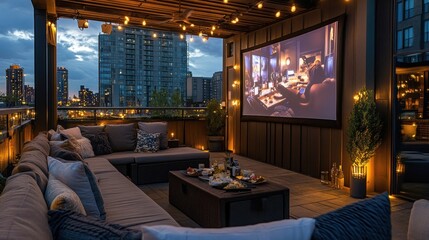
408 199 429 240
141 218 315 240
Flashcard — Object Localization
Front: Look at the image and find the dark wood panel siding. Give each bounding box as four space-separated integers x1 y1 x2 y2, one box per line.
227 1 392 192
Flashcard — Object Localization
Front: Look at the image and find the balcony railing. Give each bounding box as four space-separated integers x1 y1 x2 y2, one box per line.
0 107 35 142
57 107 207 121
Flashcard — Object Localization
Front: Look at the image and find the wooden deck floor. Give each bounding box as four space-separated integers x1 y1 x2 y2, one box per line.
139 153 412 239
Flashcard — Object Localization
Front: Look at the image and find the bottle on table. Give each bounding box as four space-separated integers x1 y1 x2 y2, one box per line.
337 165 344 189
330 162 337 188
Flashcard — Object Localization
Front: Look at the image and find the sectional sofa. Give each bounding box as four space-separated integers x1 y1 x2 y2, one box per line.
0 127 426 239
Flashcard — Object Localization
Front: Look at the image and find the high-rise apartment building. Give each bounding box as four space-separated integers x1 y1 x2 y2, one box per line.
57 67 69 105
78 85 95 106
98 27 188 107
211 71 223 102
192 77 212 105
5 64 24 106
23 85 35 105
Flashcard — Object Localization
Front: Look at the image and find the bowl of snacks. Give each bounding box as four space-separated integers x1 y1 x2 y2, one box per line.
186 167 199 177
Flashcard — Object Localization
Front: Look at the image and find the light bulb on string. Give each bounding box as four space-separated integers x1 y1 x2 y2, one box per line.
257 2 263 9
142 20 146 26
291 4 296 12
275 10 281 17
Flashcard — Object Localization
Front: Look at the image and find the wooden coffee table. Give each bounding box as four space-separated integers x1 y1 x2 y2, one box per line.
169 171 289 228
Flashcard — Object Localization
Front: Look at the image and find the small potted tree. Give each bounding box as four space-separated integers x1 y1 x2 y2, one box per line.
206 99 226 152
346 88 383 198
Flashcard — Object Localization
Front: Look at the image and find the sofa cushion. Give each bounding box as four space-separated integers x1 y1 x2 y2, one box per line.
0 172 53 240
105 123 136 152
134 147 210 164
312 192 391 240
79 125 105 135
142 218 315 240
84 157 121 175
19 149 49 177
408 199 429 240
97 151 139 165
48 210 142 240
84 132 112 156
135 130 160 152
138 122 168 150
22 132 50 156
12 161 49 193
48 157 106 220
94 170 178 228
45 174 87 215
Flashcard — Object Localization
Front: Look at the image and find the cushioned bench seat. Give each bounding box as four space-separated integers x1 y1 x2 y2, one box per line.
85 158 178 229
133 147 209 164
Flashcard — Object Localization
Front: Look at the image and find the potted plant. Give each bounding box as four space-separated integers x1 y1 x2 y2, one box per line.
346 88 383 198
206 99 226 152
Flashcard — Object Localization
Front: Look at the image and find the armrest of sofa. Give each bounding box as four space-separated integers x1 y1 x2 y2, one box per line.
408 199 429 240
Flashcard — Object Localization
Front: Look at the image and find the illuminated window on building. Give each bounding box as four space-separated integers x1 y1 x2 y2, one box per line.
397 30 403 49
425 0 429 13
397 1 403 22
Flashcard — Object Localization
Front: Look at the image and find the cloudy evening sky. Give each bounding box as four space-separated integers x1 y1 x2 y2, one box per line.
0 0 222 96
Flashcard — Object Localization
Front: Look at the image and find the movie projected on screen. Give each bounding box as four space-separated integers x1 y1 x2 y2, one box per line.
241 19 342 126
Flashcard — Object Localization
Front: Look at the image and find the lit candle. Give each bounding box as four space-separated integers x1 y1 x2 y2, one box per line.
202 146 205 151
171 132 174 139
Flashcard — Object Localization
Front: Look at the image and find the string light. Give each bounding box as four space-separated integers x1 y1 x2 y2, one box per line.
199 31 203 37
117 25 123 30
180 34 184 39
190 24 195 27
210 30 214 35
223 0 228 3
124 16 129 25
212 25 216 31
153 32 157 38
142 20 146 26
189 35 194 42
257 2 263 9
182 25 186 31
291 4 296 12
202 36 208 42
275 10 281 17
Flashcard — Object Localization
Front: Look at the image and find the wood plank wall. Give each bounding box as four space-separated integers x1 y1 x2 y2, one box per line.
0 123 33 174
224 0 392 191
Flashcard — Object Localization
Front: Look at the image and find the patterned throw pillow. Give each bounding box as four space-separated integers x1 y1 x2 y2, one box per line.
312 192 391 240
49 210 142 240
135 130 160 153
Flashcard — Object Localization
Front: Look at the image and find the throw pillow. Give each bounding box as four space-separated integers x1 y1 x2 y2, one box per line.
104 123 136 152
142 218 315 240
83 132 112 156
44 175 87 215
49 210 142 240
135 130 160 152
48 156 106 220
408 199 429 240
311 192 391 240
48 129 62 141
58 126 83 139
50 141 84 161
138 122 168 150
68 137 95 159
78 125 105 135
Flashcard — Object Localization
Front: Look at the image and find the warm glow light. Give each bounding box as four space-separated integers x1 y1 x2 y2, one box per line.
353 94 360 101
291 4 296 12
275 10 281 17
231 19 237 24
199 31 203 37
234 17 239 22
117 25 123 30
125 16 130 21
202 36 208 42
233 64 239 70
180 34 184 39
257 2 263 9
153 33 157 38
189 36 194 42
182 25 186 31
190 23 195 27
171 132 175 138
210 30 214 35
212 25 216 31
223 0 228 3
142 20 146 26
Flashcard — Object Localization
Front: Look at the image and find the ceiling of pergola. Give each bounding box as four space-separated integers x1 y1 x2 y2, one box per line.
46 0 319 38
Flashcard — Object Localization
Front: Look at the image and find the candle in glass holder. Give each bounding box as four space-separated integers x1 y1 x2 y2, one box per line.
171 132 174 139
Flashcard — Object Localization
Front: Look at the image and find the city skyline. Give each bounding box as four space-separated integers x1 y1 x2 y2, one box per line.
0 0 222 97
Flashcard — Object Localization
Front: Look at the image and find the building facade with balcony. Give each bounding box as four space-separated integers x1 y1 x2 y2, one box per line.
98 27 188 107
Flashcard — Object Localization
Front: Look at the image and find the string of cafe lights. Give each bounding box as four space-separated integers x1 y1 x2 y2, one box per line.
80 0 337 42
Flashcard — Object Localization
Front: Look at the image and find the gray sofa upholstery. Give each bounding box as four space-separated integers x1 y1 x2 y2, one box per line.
0 132 179 239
